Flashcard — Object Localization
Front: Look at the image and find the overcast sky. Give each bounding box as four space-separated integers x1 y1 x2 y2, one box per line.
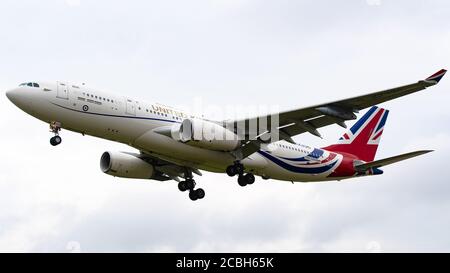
1 0 449 252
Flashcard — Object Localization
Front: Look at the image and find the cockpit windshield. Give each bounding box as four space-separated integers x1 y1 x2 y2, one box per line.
19 82 40 88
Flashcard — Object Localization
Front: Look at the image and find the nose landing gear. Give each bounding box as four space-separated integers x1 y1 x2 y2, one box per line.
49 121 62 146
50 135 62 146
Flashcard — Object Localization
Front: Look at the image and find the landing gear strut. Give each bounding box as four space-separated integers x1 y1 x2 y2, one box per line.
226 161 256 187
177 171 205 201
49 121 62 146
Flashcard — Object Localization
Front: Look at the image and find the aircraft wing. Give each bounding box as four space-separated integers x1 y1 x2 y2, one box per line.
227 69 446 158
137 151 202 182
354 150 433 172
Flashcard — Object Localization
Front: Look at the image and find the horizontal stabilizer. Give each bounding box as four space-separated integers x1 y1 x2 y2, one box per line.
354 150 433 172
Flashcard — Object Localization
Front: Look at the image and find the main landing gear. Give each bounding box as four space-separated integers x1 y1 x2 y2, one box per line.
177 174 205 201
226 161 255 187
49 121 62 146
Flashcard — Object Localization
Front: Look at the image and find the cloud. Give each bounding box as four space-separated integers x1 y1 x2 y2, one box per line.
65 0 81 8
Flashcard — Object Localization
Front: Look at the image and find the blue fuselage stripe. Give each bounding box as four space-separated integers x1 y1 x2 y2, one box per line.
258 151 337 174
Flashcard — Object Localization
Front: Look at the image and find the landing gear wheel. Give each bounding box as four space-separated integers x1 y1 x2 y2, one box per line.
237 173 255 187
238 175 247 187
245 173 255 185
195 188 205 199
50 135 62 146
189 190 198 201
185 179 195 190
178 181 188 192
235 163 244 174
226 165 237 177
227 162 244 177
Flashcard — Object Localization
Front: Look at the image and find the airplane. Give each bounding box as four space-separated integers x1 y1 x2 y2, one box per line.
5 69 447 201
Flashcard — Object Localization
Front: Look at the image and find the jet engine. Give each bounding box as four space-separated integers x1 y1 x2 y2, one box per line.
100 151 155 179
171 118 240 151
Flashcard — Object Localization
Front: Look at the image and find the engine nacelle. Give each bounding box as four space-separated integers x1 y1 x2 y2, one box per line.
172 118 240 151
100 151 155 179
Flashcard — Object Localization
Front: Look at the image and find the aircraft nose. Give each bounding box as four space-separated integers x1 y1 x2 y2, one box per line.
5 87 30 109
6 88 18 103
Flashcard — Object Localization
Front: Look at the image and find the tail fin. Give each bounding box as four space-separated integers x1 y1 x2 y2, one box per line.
323 106 389 162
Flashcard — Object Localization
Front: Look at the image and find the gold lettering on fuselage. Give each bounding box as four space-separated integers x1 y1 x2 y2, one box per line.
151 105 188 119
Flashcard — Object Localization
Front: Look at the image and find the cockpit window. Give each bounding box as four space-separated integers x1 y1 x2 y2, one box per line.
20 82 40 88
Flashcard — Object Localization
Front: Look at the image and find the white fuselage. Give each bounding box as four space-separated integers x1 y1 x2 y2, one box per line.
6 82 345 182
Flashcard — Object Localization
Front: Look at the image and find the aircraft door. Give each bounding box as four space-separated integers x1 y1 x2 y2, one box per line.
57 82 69 99
126 99 136 115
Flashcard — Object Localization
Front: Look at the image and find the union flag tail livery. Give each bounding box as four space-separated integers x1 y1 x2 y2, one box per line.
323 106 389 162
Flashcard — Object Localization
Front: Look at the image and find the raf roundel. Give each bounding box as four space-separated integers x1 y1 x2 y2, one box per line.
82 105 89 112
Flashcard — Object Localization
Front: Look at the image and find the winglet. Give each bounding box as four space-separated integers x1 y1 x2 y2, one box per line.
425 69 447 83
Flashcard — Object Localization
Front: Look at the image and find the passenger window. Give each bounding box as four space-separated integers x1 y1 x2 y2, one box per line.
27 83 33 87
33 83 39 87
